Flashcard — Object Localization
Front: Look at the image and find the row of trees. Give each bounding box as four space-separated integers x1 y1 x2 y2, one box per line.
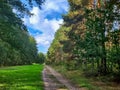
47 0 120 76
0 0 45 66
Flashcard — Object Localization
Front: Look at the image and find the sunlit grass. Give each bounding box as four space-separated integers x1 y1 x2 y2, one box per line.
0 64 44 90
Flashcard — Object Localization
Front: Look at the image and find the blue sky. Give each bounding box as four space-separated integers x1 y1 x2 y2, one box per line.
22 0 69 53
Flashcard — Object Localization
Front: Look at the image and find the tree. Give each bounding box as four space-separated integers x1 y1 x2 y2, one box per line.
0 0 44 66
37 53 46 64
47 0 120 77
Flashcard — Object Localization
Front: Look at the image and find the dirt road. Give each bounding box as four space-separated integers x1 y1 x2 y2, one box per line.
42 65 84 90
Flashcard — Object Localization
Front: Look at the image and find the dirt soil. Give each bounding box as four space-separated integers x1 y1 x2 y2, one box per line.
42 65 85 90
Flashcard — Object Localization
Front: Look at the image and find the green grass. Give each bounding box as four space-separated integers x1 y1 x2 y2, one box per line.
0 64 44 90
52 65 120 90
52 65 101 90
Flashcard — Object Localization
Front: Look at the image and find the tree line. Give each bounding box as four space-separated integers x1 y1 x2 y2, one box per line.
47 0 120 78
0 0 45 66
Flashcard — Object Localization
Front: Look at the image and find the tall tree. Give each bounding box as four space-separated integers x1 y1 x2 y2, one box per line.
47 0 120 76
0 0 44 66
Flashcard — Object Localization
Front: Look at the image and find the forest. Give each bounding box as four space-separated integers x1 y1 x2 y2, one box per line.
0 0 120 89
47 0 120 82
0 0 45 66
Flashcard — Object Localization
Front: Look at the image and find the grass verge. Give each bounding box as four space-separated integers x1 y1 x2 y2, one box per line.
0 64 44 90
52 65 120 90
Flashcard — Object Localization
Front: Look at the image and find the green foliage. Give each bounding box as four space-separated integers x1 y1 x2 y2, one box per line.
47 0 120 78
0 64 44 90
0 1 39 66
47 26 71 65
5 0 45 16
37 52 46 64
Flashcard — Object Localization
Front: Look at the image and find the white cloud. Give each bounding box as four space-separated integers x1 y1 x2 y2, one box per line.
35 33 53 46
42 0 69 13
29 7 40 24
23 0 69 53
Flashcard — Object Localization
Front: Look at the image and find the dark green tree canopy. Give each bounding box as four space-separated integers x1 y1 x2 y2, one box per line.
0 0 44 66
2 0 45 16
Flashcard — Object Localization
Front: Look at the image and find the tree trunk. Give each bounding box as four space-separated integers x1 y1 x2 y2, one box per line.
101 28 107 75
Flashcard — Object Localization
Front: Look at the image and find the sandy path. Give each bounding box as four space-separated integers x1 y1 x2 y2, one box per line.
42 65 84 90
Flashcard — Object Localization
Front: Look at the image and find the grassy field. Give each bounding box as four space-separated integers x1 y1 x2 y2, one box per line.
52 65 120 90
0 64 44 90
